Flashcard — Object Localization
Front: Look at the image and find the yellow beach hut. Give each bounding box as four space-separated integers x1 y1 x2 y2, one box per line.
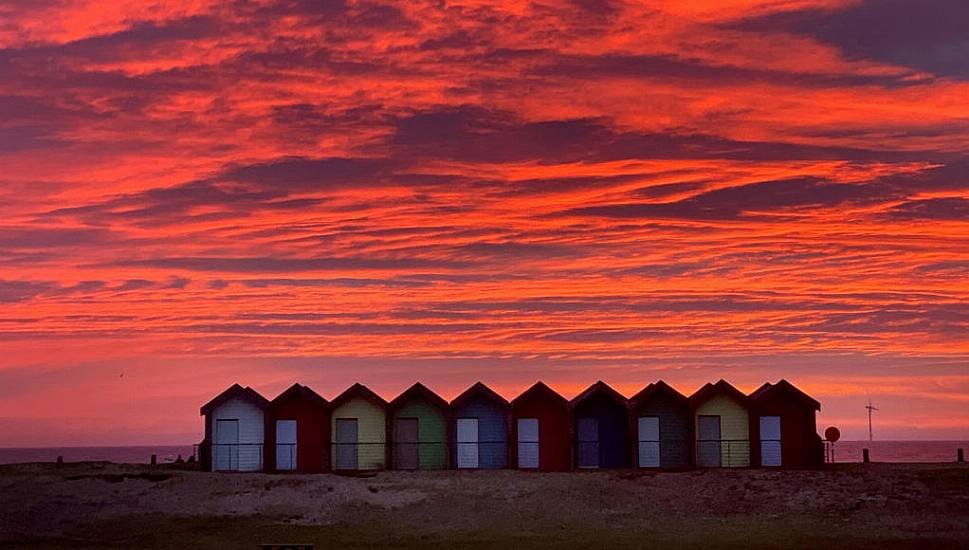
689 380 750 468
330 383 388 471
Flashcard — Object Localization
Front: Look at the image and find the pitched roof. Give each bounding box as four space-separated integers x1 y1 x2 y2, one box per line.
450 382 509 409
570 380 628 408
330 382 388 409
688 379 748 406
200 383 269 415
749 382 773 401
269 383 328 409
389 382 449 412
629 380 688 409
749 379 820 411
510 381 569 408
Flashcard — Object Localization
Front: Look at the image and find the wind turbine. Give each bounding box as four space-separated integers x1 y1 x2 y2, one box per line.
865 398 879 442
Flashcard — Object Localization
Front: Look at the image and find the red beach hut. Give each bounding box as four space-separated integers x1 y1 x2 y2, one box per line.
265 383 330 473
510 382 571 471
748 379 823 468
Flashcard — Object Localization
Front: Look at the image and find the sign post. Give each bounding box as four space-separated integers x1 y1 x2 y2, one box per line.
823 426 841 463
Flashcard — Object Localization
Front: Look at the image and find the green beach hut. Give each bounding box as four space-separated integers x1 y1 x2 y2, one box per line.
388 383 450 470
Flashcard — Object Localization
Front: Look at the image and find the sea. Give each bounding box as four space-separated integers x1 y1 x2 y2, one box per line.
827 440 967 463
0 441 966 465
0 446 196 465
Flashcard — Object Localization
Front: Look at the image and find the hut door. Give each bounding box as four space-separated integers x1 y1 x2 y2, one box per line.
637 416 661 468
215 419 239 471
275 420 297 471
760 416 782 467
577 417 599 469
517 418 539 469
335 418 359 470
395 417 420 470
457 418 479 468
697 415 721 467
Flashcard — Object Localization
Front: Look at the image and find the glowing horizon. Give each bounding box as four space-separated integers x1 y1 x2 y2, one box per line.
1 0 968 446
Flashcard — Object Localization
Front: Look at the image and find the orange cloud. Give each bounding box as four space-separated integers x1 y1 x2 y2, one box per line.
0 0 967 445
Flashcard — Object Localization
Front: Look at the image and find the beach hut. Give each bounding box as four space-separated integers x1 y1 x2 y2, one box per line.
330 383 388 471
265 383 329 473
628 381 692 469
200 384 269 472
571 381 630 469
690 380 750 468
749 380 823 468
388 382 449 470
450 382 510 469
510 382 571 471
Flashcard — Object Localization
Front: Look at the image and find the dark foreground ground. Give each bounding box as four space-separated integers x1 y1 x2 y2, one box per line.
1 462 967 549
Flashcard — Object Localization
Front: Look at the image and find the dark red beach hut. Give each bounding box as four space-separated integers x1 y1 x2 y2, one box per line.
510 382 571 471
749 379 823 468
571 381 630 469
628 381 692 469
265 383 330 473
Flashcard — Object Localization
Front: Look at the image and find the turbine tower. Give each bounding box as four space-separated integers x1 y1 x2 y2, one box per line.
865 399 879 442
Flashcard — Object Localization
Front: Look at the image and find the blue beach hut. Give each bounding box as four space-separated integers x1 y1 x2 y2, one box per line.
450 382 510 469
571 381 630 469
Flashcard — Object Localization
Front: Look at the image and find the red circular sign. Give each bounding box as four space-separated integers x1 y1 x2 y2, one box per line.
824 426 841 442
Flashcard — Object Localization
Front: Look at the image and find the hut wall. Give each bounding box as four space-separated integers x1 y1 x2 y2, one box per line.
452 399 509 469
266 399 329 473
392 399 448 470
209 398 265 471
751 398 821 468
331 398 386 470
634 394 691 468
574 395 629 468
694 395 749 467
511 395 570 471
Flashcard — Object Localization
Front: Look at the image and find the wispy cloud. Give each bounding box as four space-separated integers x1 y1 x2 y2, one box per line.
0 0 967 443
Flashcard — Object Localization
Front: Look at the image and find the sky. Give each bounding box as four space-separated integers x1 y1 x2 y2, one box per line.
1 0 968 446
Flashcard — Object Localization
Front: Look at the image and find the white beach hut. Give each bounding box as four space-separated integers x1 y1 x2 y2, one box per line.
200 384 269 471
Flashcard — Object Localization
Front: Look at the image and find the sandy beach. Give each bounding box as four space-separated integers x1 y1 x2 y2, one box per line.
1 462 967 549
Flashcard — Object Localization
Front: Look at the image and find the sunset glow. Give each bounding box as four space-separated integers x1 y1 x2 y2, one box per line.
1 0 968 446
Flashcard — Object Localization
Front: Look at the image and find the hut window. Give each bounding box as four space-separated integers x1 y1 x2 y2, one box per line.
517 418 539 469
637 416 660 468
760 416 782 467
577 417 599 468
275 419 297 471
456 418 479 468
335 418 359 470
214 419 240 471
697 415 722 467
394 417 420 470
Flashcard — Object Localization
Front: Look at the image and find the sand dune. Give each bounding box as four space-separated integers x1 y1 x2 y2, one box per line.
1 462 967 548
